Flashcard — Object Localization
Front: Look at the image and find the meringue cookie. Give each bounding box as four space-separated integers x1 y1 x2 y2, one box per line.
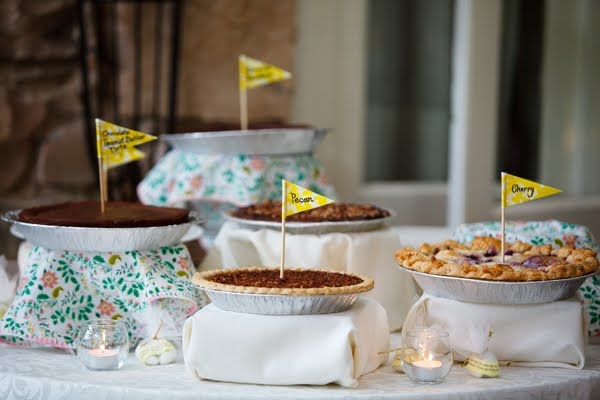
391 348 418 373
135 338 176 366
391 350 404 372
465 351 500 378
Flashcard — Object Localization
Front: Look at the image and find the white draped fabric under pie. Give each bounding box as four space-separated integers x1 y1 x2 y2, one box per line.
182 297 389 388
201 222 419 331
403 293 587 369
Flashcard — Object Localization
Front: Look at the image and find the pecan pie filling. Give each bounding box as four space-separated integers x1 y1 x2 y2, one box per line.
231 201 390 222
207 269 363 289
193 267 375 296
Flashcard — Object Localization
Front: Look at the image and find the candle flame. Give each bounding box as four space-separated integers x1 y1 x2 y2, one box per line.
101 328 106 352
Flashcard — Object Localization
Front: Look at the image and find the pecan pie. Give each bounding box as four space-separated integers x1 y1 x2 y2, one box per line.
395 236 599 281
193 267 374 295
18 200 190 228
231 201 390 222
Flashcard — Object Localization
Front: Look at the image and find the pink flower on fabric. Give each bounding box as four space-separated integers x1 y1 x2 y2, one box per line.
562 234 577 247
17 277 29 292
167 179 176 193
190 175 203 190
178 256 190 271
249 158 266 171
41 272 58 289
97 301 115 316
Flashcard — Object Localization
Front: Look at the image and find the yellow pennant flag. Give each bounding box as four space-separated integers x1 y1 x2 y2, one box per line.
95 119 157 169
283 180 334 217
239 55 291 90
501 172 561 207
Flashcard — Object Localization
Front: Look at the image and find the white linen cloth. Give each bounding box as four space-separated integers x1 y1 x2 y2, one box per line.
201 222 419 331
3 341 600 400
403 293 587 369
182 297 389 388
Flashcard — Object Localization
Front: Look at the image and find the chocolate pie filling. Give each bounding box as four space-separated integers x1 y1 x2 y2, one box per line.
18 200 190 228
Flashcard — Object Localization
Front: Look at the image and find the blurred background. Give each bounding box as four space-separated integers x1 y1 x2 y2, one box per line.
0 0 599 259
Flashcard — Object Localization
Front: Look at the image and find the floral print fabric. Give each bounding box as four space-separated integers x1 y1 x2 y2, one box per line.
137 151 335 207
0 244 206 348
452 220 600 336
137 151 336 245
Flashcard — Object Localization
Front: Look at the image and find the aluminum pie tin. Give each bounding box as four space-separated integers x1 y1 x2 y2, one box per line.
2 210 203 252
161 128 328 155
202 288 358 315
396 264 598 305
224 210 395 234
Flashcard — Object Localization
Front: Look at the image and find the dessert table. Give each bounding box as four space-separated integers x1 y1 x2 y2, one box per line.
3 225 600 399
2 337 600 400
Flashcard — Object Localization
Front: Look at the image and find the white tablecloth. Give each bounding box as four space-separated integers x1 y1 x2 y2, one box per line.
4 226 599 398
2 338 600 399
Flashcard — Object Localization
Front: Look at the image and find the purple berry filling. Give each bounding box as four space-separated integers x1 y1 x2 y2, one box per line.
523 255 560 269
484 249 498 257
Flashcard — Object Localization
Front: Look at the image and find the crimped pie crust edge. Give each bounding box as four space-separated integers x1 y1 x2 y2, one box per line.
193 267 375 296
395 237 599 282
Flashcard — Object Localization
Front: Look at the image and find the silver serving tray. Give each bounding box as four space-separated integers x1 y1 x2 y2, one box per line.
161 128 328 155
396 264 598 305
224 210 394 234
9 223 24 239
2 210 203 252
203 288 358 315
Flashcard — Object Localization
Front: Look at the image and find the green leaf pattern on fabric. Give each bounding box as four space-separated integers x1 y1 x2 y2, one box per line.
137 150 336 245
0 244 207 348
138 151 335 207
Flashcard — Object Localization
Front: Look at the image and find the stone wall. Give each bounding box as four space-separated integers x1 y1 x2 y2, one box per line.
0 0 294 258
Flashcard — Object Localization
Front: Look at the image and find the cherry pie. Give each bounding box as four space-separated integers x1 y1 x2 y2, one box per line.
395 236 599 281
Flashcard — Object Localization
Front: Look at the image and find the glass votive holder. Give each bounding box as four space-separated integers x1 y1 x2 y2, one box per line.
402 329 453 384
77 319 129 371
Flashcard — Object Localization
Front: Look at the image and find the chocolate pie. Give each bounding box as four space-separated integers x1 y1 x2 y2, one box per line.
193 267 374 295
395 236 599 281
18 200 190 228
231 201 390 223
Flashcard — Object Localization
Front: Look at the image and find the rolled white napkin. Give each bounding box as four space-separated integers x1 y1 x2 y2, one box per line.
182 297 389 388
403 293 586 369
201 222 418 331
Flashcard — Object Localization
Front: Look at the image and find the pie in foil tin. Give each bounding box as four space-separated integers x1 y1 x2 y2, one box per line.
193 267 374 315
396 264 597 305
2 210 203 252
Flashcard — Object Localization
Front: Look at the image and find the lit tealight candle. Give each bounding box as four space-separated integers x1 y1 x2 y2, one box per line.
403 329 452 383
83 328 120 370
82 347 120 370
78 320 128 371
411 359 444 382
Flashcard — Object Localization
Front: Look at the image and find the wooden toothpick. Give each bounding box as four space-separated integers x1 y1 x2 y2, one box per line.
280 180 286 280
